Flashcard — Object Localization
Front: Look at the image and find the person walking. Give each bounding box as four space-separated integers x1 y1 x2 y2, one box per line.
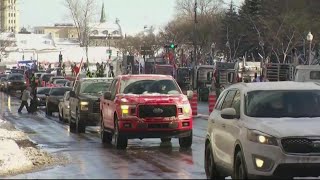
18 87 31 113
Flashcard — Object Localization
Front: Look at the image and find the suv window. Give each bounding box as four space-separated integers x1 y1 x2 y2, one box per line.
221 90 237 110
231 90 241 116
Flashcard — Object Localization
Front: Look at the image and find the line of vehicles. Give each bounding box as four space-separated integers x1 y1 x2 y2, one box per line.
2 59 320 179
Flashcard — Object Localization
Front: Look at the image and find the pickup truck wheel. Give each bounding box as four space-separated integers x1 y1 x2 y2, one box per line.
161 138 171 143
76 113 86 133
179 131 193 148
101 118 112 144
205 142 224 180
114 117 127 150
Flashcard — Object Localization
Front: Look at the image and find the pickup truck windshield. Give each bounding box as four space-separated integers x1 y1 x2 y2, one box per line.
8 75 24 81
80 81 111 94
245 90 320 118
120 79 181 95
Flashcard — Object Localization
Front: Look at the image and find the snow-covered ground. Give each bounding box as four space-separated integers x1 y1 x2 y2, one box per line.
0 119 67 177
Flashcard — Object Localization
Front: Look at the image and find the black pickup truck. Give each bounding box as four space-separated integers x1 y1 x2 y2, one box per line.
69 78 113 133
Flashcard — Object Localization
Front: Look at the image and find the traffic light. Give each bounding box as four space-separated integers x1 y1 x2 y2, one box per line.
164 43 177 49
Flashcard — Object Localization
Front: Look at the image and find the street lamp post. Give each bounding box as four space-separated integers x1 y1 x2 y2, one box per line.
211 43 215 65
307 31 313 65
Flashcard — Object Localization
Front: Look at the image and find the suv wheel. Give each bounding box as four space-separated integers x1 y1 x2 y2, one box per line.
179 131 193 148
114 117 127 149
161 138 171 143
76 113 86 133
205 142 224 179
234 151 248 179
101 115 112 144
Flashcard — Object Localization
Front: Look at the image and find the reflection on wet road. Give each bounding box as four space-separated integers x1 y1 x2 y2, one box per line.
1 91 207 179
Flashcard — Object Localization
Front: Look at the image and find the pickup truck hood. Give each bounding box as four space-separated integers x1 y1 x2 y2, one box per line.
117 94 187 104
79 93 101 101
247 117 320 138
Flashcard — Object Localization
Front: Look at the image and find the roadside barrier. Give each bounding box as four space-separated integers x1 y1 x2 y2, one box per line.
191 91 198 116
208 92 217 114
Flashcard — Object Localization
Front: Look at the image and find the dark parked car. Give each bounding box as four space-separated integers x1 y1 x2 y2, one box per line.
46 87 72 116
0 77 7 91
39 73 54 87
4 73 26 93
36 87 51 106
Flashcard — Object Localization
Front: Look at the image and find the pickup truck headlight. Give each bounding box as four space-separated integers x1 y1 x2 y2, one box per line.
80 101 89 111
8 82 11 85
247 129 278 146
178 104 192 117
121 104 136 116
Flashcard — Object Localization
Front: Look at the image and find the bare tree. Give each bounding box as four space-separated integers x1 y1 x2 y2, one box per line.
64 0 97 64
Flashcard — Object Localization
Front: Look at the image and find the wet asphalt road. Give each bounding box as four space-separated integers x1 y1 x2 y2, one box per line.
0 91 208 179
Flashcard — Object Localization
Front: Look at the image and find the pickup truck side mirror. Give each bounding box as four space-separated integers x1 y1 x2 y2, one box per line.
186 90 193 100
70 91 76 98
104 91 112 100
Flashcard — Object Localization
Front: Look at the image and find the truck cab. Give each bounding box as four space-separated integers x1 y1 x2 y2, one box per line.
294 65 320 82
68 78 113 133
100 74 193 149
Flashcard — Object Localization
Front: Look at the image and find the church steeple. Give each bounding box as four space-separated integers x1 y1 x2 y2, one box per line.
100 3 106 23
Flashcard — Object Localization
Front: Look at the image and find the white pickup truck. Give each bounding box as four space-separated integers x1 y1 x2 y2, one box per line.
294 65 320 82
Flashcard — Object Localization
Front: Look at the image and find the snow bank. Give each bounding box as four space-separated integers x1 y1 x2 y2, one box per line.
0 119 67 177
0 139 33 175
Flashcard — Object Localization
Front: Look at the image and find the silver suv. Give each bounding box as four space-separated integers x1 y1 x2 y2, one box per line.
205 81 320 179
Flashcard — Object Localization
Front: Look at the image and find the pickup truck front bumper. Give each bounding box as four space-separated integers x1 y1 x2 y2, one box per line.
117 118 193 139
80 112 100 126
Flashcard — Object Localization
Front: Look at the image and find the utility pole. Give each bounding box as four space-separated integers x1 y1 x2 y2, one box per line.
193 0 198 67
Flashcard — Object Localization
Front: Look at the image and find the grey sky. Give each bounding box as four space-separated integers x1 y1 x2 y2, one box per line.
19 0 244 35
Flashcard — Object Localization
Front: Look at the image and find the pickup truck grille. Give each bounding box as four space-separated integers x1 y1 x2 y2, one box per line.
92 101 100 113
281 138 320 154
138 105 176 118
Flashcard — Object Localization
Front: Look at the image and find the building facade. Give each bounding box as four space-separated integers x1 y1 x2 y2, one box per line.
0 0 19 33
33 3 123 47
34 23 78 39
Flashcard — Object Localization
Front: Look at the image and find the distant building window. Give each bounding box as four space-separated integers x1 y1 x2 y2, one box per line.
112 30 119 35
21 40 27 44
91 30 98 35
102 30 108 35
44 40 51 44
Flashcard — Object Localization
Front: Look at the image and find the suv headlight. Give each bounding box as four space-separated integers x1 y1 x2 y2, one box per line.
247 129 278 146
80 101 89 111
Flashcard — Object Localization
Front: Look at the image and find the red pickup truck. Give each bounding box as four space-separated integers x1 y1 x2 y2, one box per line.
100 74 194 149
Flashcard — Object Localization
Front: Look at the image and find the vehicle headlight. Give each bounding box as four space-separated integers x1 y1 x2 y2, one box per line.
120 104 136 116
8 82 11 85
80 101 89 111
37 98 40 101
24 81 27 84
67 105 70 109
247 129 278 146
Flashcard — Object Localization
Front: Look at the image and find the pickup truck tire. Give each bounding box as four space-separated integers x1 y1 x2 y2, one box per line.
205 142 224 180
101 118 112 144
114 117 128 149
161 138 172 143
76 113 86 133
179 131 193 148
